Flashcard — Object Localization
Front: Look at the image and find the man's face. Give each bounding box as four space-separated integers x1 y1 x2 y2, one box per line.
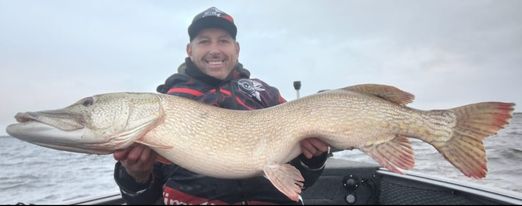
187 28 240 80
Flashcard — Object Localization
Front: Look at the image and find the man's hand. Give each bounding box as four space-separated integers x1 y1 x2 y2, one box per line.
300 138 330 159
113 143 156 183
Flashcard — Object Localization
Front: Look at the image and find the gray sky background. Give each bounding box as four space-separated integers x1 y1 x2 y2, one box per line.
1 0 521 136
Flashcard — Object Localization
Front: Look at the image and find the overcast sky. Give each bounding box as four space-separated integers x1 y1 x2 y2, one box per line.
1 0 521 136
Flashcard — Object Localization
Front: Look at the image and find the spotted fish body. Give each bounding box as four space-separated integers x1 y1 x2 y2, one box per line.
6 84 515 201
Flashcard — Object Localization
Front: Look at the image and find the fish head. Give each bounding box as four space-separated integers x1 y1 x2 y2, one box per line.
6 93 163 154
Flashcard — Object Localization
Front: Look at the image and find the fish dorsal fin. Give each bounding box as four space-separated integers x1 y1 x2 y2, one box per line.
360 135 415 174
263 164 304 202
343 84 414 105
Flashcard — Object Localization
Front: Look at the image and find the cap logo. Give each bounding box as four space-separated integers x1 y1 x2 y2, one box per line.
202 7 223 18
199 7 233 23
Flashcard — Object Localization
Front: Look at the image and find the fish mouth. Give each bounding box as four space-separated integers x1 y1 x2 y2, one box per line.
14 111 85 131
6 111 110 154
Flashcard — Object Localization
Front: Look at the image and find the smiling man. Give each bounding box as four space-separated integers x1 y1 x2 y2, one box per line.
187 28 239 80
113 7 329 205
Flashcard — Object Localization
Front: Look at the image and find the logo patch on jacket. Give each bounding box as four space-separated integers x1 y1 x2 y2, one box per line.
237 79 265 102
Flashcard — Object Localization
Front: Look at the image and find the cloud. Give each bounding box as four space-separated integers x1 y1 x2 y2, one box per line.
236 1 522 109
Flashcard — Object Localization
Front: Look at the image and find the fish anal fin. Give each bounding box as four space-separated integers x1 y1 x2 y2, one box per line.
343 84 414 105
361 135 415 174
263 164 304 202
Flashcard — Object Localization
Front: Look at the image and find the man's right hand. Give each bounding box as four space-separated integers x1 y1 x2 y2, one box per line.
113 143 156 183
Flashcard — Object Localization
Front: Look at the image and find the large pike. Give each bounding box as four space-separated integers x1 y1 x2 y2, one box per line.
6 84 515 201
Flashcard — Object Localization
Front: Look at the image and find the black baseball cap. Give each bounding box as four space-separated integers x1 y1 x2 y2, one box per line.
188 7 237 41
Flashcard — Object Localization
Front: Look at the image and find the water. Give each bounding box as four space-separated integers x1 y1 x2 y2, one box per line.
0 137 119 204
1 114 521 204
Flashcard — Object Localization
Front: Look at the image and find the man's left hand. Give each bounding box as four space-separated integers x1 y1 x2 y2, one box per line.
300 138 330 159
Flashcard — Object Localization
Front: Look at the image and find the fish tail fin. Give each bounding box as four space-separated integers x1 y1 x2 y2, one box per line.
433 102 515 178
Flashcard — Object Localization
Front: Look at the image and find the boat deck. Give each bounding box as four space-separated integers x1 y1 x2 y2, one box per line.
66 158 522 205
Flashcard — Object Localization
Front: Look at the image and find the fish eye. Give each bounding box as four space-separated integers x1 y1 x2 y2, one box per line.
82 97 94 107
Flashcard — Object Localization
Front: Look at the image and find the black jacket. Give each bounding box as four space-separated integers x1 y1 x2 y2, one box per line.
114 58 327 205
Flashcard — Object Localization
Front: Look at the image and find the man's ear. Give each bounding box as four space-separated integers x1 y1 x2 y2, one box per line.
186 43 192 56
235 42 240 55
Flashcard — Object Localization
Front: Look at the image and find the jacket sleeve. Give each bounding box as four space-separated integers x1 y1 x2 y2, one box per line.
114 162 164 205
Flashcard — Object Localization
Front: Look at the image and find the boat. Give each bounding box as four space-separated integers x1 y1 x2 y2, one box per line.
64 157 522 205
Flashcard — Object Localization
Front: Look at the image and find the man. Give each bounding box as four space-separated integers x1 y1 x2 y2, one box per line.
113 7 329 205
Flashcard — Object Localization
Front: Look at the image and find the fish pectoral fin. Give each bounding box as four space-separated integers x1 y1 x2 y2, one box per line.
342 84 414 105
263 164 304 202
135 140 173 150
360 135 415 174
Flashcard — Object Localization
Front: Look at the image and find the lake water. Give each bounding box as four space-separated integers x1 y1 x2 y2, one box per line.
1 113 521 204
